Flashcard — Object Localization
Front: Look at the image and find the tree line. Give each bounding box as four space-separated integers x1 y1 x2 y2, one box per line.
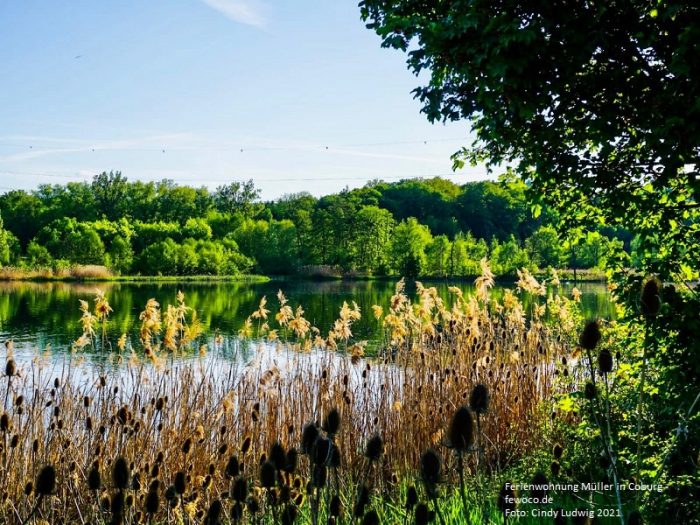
0 172 627 277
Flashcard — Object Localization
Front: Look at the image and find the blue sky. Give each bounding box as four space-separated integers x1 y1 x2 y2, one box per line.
0 0 487 199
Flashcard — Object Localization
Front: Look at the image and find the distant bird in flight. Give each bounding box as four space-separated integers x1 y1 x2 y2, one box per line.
74 55 82 59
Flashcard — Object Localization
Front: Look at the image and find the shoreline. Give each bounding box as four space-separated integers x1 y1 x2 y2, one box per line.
0 268 607 284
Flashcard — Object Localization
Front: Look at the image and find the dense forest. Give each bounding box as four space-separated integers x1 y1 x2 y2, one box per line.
0 172 628 277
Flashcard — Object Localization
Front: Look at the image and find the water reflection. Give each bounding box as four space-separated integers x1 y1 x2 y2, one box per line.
0 279 614 362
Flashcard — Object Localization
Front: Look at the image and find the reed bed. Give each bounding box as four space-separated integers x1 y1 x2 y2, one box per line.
0 263 582 524
0 265 114 281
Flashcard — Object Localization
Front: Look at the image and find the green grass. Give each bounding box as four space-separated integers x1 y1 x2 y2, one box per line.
92 273 271 283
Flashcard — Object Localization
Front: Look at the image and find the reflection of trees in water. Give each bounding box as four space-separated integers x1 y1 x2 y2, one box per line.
0 280 614 357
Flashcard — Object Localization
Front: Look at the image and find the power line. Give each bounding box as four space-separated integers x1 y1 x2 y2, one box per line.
0 137 467 154
0 168 487 185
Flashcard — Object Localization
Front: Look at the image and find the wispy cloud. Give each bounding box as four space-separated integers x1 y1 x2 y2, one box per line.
198 0 267 28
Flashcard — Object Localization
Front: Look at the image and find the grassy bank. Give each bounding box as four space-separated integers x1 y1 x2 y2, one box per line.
280 266 607 283
0 263 604 285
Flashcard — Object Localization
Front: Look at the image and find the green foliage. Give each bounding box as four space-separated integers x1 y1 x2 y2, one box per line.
132 221 182 252
204 210 244 239
564 231 625 270
490 236 530 276
2 173 625 277
137 238 179 275
232 219 300 275
424 234 451 277
351 205 395 274
153 180 212 223
214 180 261 217
91 171 128 220
183 217 213 240
106 235 134 275
134 237 251 276
360 1 699 519
0 190 47 248
35 218 106 265
389 218 432 277
0 228 17 266
526 226 563 269
26 241 53 267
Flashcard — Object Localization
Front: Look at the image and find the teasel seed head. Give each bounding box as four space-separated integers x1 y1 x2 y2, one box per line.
553 443 564 460
584 382 597 400
36 465 56 496
145 488 159 515
579 320 601 350
420 449 441 486
24 482 33 496
241 435 252 454
112 457 130 490
5 359 16 377
498 482 516 514
205 499 222 525
362 510 379 525
550 460 561 476
88 461 102 491
0 413 9 432
530 471 548 501
405 486 418 509
117 406 129 425
301 423 319 455
270 442 287 471
182 438 192 455
469 384 489 414
284 448 298 473
148 479 160 492
364 434 383 462
225 456 240 478
231 476 248 502
640 277 661 318
260 461 276 488
174 471 187 495
281 504 298 525
415 503 430 525
598 348 613 374
323 408 341 436
330 494 342 517
448 406 474 452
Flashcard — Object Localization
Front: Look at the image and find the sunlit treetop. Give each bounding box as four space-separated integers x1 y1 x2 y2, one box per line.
360 0 699 277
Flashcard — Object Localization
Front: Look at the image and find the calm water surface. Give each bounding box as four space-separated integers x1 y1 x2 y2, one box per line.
0 279 613 364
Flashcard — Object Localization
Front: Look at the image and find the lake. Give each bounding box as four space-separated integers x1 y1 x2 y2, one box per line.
0 279 613 363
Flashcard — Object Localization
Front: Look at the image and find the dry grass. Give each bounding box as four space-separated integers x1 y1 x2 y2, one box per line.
0 263 582 524
0 265 113 281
